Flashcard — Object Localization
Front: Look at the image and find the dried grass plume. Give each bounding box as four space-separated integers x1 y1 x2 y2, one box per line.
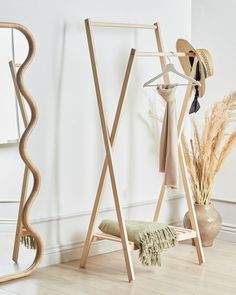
182 91 236 204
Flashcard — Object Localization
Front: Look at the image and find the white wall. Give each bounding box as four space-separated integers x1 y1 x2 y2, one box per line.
192 0 236 202
1 0 235 269
0 0 192 264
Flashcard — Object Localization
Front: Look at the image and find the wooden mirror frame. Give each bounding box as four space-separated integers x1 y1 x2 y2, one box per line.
0 22 42 283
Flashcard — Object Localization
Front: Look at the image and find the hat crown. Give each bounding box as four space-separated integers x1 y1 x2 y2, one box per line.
176 39 214 97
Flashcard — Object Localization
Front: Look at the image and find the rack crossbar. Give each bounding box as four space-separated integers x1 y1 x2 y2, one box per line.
135 51 195 57
90 21 157 30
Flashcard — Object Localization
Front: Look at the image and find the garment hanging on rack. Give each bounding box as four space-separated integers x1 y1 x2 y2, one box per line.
157 84 178 188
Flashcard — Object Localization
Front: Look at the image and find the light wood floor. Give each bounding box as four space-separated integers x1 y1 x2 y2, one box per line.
0 239 235 295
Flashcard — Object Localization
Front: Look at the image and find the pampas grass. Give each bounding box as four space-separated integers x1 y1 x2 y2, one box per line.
182 91 236 205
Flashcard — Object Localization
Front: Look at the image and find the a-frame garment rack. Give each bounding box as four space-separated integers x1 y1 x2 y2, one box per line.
80 19 205 282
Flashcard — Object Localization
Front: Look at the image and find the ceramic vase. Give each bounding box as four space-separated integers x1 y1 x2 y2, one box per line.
183 203 222 247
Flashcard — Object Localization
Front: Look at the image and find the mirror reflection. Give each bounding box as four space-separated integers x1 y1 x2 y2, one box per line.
0 28 36 278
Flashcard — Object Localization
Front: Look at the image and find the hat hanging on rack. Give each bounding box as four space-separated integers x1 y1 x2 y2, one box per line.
176 39 214 114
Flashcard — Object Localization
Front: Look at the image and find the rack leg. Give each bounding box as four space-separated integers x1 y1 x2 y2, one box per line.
80 50 135 270
153 184 166 222
80 20 136 281
12 167 29 263
106 141 135 282
80 159 108 268
81 136 135 281
179 141 205 264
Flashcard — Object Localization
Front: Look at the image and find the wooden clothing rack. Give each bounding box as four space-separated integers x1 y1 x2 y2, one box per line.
80 19 205 282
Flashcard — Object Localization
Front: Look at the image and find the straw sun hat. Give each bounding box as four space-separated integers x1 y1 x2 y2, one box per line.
176 39 214 113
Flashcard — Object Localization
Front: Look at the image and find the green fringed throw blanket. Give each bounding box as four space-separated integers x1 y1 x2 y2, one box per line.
99 219 177 266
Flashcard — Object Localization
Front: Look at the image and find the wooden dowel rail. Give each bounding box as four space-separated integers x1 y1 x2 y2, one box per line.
135 51 195 57
90 21 157 29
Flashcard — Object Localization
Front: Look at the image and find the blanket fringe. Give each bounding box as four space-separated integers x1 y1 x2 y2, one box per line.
138 226 177 266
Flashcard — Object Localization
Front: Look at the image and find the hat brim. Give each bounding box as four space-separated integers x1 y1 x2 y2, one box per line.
176 39 205 97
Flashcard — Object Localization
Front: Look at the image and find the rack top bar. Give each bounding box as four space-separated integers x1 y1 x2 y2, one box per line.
135 51 195 57
90 21 157 30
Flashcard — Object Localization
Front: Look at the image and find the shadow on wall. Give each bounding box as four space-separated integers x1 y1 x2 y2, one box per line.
48 21 66 261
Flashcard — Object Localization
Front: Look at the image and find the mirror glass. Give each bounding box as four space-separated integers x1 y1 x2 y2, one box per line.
0 28 36 278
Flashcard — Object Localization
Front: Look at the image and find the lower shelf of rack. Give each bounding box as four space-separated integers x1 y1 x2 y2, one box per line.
169 226 197 241
93 226 196 251
93 233 139 250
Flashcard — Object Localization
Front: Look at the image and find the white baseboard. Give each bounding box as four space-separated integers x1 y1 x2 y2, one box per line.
41 239 122 267
39 195 187 267
0 195 235 269
41 218 183 267
41 198 235 268
0 194 187 268
212 198 236 243
218 223 236 243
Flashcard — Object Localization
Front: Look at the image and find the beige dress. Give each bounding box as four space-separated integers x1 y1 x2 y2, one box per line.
157 84 178 189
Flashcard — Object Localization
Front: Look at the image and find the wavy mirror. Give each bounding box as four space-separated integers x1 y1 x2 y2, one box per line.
0 23 42 283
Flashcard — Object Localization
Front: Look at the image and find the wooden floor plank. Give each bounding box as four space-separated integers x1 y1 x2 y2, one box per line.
0 239 235 295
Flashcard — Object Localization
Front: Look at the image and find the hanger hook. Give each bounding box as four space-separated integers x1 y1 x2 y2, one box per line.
170 51 175 62
167 54 171 63
167 51 175 63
